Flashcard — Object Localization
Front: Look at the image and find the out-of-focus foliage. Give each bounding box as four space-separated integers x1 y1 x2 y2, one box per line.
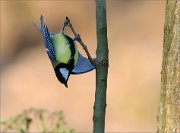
0 108 75 133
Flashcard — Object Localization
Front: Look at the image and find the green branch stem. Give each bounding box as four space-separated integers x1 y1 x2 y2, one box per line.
93 0 109 132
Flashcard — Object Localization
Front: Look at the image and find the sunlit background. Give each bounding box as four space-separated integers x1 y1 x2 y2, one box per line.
1 0 166 132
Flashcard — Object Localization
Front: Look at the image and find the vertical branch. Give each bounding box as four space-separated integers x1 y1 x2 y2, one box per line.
93 0 109 133
157 0 180 133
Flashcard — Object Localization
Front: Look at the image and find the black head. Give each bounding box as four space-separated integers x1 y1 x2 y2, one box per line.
54 64 71 88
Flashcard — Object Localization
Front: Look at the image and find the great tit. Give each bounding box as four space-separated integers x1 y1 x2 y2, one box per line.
36 15 95 87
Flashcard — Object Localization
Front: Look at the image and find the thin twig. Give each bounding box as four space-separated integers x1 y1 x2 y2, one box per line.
65 17 96 66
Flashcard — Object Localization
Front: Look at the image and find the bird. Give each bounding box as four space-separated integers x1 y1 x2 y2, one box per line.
35 15 95 88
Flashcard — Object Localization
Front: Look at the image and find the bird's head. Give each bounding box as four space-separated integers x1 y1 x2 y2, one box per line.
54 66 70 88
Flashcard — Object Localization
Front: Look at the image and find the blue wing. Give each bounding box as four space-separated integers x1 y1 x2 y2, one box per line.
39 15 56 61
71 52 95 74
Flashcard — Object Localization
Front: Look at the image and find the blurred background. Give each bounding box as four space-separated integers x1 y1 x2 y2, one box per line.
1 0 166 132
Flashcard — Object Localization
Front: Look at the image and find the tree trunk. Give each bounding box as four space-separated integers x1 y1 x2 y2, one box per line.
93 0 109 133
157 0 180 133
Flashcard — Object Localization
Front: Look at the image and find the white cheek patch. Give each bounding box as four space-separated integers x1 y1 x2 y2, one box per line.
59 68 69 81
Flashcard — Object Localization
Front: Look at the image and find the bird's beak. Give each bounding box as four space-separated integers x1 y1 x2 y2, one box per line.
64 82 68 88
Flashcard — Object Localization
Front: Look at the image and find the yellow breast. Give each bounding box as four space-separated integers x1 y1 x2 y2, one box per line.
51 33 78 68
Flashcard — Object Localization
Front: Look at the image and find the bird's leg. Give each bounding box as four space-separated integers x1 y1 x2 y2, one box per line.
73 34 81 42
61 16 70 33
64 16 96 67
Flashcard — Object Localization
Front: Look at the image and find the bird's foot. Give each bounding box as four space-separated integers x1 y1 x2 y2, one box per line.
74 34 81 41
64 16 70 27
62 16 71 33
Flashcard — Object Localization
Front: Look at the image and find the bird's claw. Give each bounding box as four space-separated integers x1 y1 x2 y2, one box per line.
64 16 70 27
62 16 71 33
74 34 81 41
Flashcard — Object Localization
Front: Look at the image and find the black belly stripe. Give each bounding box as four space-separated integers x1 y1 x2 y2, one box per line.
65 35 76 68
